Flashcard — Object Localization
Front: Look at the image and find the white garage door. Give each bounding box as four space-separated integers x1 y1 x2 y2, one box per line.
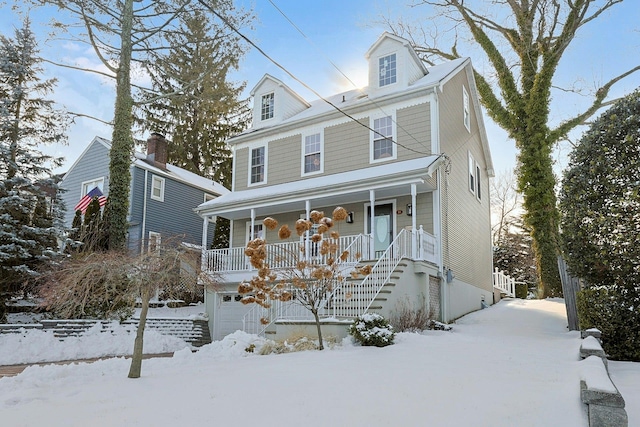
214 293 255 341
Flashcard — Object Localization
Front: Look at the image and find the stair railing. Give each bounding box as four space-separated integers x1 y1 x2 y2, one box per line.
330 228 413 318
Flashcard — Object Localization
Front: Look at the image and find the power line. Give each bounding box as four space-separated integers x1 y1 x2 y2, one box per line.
266 0 432 154
198 0 430 156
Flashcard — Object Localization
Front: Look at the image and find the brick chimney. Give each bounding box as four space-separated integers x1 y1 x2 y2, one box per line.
147 133 168 168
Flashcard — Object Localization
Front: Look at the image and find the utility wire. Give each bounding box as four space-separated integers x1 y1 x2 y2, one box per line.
199 0 430 157
266 0 432 154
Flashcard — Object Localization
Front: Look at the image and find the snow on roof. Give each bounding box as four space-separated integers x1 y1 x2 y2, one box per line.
195 155 442 217
132 151 229 196
230 58 468 141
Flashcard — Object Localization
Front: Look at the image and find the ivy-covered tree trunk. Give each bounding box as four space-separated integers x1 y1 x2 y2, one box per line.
108 0 135 251
383 0 640 297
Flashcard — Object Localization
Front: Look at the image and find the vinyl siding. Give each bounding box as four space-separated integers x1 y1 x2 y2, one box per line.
266 135 301 185
139 167 211 248
396 103 432 160
438 70 492 293
324 118 370 174
59 139 111 227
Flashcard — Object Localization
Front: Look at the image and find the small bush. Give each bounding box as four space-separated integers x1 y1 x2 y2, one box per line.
577 286 640 362
349 313 395 347
390 298 430 332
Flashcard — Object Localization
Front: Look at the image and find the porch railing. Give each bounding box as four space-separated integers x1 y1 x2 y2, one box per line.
493 267 516 297
204 234 372 273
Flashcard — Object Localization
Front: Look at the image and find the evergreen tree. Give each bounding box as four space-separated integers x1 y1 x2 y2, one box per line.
42 0 253 251
0 19 68 321
139 7 251 250
140 8 250 181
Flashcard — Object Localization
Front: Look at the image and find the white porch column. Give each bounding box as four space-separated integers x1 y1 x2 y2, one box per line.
201 215 210 312
250 208 256 240
305 200 311 261
411 183 417 259
369 189 375 259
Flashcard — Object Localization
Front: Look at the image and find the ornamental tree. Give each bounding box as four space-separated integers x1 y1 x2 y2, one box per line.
238 207 368 350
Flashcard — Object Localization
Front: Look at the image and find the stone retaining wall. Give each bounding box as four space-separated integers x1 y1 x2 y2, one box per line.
579 329 628 427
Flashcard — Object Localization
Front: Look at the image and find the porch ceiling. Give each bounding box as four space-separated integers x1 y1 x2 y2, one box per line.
195 155 443 220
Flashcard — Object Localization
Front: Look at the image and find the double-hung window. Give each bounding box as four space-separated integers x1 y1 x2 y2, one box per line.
250 146 265 185
468 151 482 201
303 133 322 175
261 93 274 121
81 177 104 197
372 115 394 161
151 175 165 201
378 53 397 87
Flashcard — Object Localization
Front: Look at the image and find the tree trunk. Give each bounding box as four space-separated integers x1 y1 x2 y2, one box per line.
516 130 562 297
312 309 324 350
107 0 135 250
128 287 150 379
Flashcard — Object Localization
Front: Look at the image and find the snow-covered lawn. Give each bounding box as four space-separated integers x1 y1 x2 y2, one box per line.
0 299 637 426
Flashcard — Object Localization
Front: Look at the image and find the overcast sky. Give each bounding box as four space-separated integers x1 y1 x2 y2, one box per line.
1 0 639 179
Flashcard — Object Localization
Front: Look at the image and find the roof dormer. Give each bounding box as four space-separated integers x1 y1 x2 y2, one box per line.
365 32 428 97
250 74 310 129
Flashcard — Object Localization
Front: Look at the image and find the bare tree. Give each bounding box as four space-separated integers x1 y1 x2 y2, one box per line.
41 238 219 378
32 0 251 250
238 208 367 350
490 169 522 245
380 0 640 296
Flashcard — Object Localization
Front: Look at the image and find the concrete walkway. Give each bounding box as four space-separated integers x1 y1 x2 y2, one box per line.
0 353 175 379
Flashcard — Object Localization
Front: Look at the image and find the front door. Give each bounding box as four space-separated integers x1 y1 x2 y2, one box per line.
367 203 394 258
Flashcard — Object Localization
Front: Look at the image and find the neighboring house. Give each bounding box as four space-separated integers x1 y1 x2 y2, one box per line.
59 134 229 253
195 32 497 341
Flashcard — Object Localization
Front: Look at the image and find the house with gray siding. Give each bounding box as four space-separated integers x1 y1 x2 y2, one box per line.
195 32 496 341
59 134 229 253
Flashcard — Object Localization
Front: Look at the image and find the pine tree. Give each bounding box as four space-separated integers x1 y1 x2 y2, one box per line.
140 8 250 181
139 8 250 250
0 19 68 321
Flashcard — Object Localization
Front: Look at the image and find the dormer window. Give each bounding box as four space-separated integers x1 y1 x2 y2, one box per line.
261 93 274 121
378 53 397 87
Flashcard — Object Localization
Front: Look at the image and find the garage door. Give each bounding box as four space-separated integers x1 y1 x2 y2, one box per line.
214 293 255 341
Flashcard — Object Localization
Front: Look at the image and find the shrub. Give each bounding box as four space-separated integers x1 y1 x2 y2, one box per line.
390 298 430 332
349 313 395 347
576 287 640 362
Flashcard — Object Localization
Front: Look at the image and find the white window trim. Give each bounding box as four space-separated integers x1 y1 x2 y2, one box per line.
80 177 105 198
475 162 482 201
378 52 398 88
468 151 482 201
301 130 324 176
148 231 161 252
463 86 471 132
150 175 165 202
260 92 274 121
370 112 397 164
248 145 267 187
245 220 264 243
468 151 476 195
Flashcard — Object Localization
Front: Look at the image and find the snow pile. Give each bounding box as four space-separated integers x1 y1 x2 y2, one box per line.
0 323 189 365
1 299 638 426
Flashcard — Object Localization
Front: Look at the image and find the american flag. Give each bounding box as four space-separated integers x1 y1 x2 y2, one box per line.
74 187 107 214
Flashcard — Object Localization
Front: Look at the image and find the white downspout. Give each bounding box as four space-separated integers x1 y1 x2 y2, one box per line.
201 215 209 318
431 87 448 322
140 169 148 254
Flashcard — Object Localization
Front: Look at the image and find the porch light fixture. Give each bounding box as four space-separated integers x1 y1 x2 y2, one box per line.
406 204 412 216
346 212 354 224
